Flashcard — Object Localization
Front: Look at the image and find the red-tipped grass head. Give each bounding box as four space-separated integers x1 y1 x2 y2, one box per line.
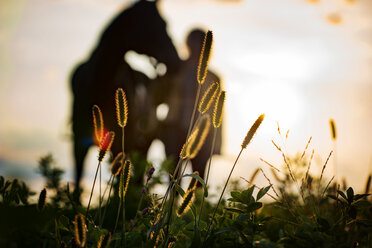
98 131 115 162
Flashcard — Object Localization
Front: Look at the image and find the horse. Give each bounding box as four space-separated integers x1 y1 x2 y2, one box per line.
70 0 181 190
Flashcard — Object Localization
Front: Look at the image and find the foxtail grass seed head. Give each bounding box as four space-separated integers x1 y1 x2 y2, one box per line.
176 188 195 216
92 105 104 143
97 232 112 248
98 131 115 162
146 165 155 184
37 188 47 211
320 151 333 182
110 152 124 176
186 115 211 159
115 88 128 128
241 114 265 149
301 136 312 159
329 118 337 140
74 214 87 248
168 241 176 248
248 168 260 186
197 30 213 85
213 90 225 128
187 171 199 190
179 143 188 159
119 160 132 199
198 82 219 114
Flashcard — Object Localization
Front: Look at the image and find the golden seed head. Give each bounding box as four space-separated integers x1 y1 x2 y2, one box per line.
187 171 199 191
213 90 225 128
197 30 213 85
98 131 115 162
97 232 112 248
110 152 125 176
186 115 211 159
115 88 128 128
119 160 132 199
74 214 87 248
92 105 104 143
329 118 337 140
168 241 176 248
241 114 265 149
176 188 195 216
179 143 188 159
37 188 47 211
198 82 219 114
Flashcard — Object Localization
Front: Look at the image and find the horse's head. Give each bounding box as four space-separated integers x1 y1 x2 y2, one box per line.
113 0 180 73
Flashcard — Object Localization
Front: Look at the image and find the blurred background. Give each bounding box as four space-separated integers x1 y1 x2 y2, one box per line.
1 0 371 198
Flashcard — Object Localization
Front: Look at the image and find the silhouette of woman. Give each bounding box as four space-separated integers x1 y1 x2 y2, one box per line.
158 28 223 179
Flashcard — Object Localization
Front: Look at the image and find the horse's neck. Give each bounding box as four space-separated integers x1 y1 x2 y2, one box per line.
88 12 132 83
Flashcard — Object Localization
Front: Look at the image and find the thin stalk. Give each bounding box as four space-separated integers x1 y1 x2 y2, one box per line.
122 126 125 156
198 129 217 226
164 160 191 239
160 85 201 212
100 175 114 227
86 161 101 217
122 198 126 246
160 158 183 211
134 182 149 224
206 149 243 237
99 161 102 225
186 85 201 140
113 199 121 235
121 126 126 246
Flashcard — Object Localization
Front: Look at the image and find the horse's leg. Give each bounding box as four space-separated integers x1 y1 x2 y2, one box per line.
74 138 90 190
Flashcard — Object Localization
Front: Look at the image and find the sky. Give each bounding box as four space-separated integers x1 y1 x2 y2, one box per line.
0 0 372 199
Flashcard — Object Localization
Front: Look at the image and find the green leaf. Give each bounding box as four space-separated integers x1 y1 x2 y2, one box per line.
257 186 271 201
241 186 255 204
236 214 251 223
246 202 263 213
183 173 208 197
58 215 70 231
337 190 347 201
225 207 244 213
354 194 370 201
174 183 185 197
229 191 242 203
347 187 354 203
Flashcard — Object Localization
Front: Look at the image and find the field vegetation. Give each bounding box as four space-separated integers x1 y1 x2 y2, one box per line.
0 31 371 248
